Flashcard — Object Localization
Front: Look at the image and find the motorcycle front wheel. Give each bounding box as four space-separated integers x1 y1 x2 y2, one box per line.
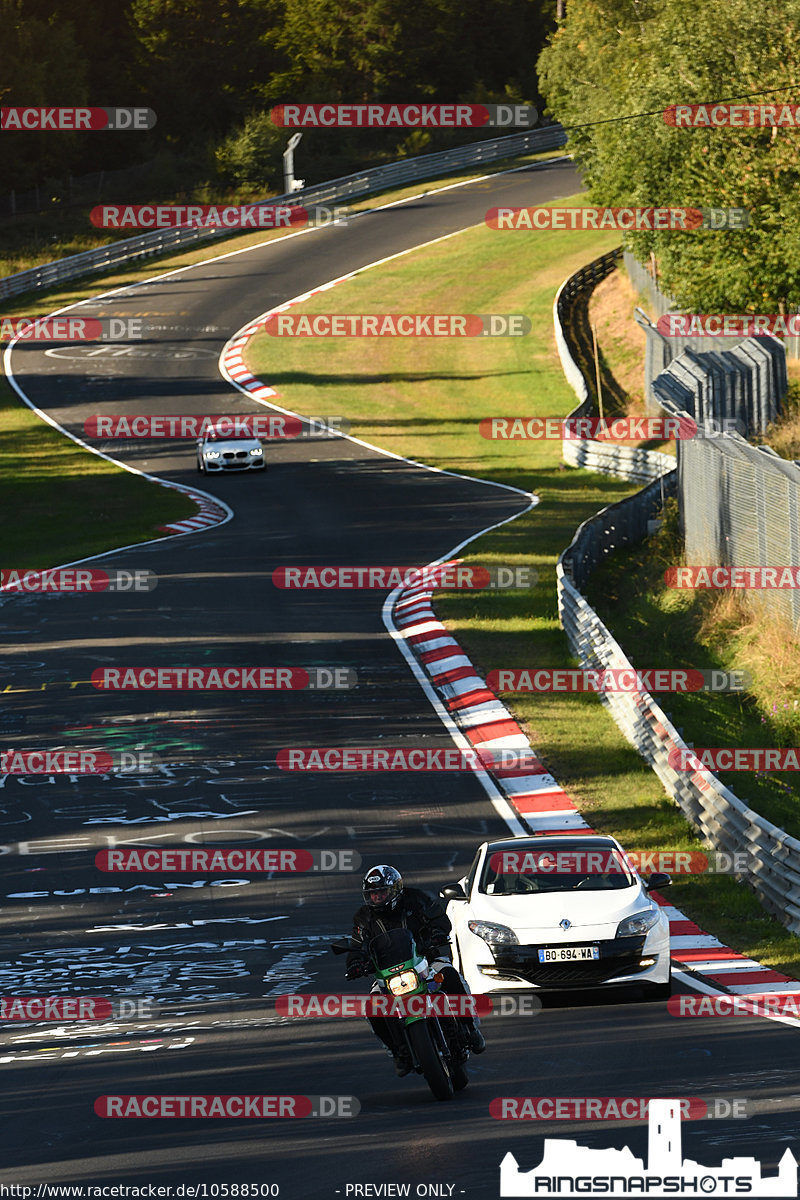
406 1020 454 1101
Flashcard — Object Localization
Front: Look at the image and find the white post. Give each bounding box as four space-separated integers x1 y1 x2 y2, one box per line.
283 133 303 194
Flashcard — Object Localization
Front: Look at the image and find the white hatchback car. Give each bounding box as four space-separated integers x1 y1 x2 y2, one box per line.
196 426 265 473
443 834 672 998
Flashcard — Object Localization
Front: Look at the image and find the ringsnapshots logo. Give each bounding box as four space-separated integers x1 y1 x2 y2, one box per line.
95 847 360 873
664 102 800 127
0 316 146 342
490 1096 749 1122
277 747 541 774
263 314 530 337
487 668 750 694
270 103 538 128
90 667 356 691
95 1095 359 1119
485 206 749 231
84 414 350 439
1 568 156 593
272 564 538 590
1 107 156 131
665 566 800 588
499 1099 797 1198
90 204 349 230
1 750 160 775
657 314 800 338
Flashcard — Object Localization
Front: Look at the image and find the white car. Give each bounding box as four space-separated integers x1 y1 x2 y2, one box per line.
196 426 265 473
442 834 672 998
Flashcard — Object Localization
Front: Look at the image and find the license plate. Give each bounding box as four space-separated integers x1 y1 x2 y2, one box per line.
537 946 599 963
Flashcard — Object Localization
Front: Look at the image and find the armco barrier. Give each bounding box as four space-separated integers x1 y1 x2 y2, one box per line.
0 125 567 302
554 283 800 934
553 249 675 483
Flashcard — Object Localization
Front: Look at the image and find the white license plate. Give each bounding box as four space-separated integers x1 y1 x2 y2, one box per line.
537 946 599 963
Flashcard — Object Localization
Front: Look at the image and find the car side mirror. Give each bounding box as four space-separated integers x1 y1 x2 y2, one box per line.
645 872 672 891
441 882 467 901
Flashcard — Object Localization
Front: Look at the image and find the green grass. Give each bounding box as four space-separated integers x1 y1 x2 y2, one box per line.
0 374 196 566
245 194 800 976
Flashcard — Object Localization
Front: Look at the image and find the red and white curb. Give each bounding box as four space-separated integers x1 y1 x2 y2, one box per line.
223 324 281 401
220 275 352 403
157 488 230 535
391 572 800 1002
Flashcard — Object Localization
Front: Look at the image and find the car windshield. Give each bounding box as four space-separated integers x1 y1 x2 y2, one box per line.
478 843 636 894
206 431 256 442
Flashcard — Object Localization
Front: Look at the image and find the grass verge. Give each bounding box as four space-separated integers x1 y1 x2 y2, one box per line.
0 374 197 567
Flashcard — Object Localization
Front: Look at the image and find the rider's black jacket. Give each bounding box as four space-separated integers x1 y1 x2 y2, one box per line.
347 886 452 968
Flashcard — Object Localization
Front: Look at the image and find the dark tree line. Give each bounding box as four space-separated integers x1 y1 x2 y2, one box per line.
1 0 557 196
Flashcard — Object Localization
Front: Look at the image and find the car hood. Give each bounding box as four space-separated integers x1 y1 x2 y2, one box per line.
204 438 261 452
468 887 651 939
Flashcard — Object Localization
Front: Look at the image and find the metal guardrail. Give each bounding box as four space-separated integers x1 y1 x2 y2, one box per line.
0 125 567 303
553 249 676 482
554 269 800 933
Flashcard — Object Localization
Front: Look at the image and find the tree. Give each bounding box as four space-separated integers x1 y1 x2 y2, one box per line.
537 0 800 311
0 0 89 190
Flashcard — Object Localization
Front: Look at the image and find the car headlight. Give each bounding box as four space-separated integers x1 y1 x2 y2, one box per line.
468 920 519 947
249 448 263 456
205 450 220 459
617 908 660 937
387 969 419 996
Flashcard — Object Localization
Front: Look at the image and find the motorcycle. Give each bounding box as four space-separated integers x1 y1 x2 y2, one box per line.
331 926 472 1100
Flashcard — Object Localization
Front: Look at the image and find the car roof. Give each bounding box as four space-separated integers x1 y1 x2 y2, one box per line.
482 835 622 853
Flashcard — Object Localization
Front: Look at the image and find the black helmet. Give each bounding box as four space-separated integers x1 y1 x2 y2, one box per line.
362 865 403 912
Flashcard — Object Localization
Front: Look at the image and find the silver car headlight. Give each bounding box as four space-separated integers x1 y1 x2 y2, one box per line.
205 450 220 459
617 908 660 938
249 448 263 456
468 919 519 947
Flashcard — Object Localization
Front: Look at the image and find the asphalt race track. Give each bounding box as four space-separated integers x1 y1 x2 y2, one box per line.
3 160 800 1196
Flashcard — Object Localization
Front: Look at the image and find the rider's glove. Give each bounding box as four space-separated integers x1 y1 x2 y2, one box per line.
345 959 369 980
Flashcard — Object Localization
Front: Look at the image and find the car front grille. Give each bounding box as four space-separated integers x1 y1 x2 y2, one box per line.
490 936 647 987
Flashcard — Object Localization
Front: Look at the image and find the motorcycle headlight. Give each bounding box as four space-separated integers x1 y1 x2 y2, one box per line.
468 920 519 947
617 908 660 938
387 969 419 996
206 450 220 459
250 448 263 456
